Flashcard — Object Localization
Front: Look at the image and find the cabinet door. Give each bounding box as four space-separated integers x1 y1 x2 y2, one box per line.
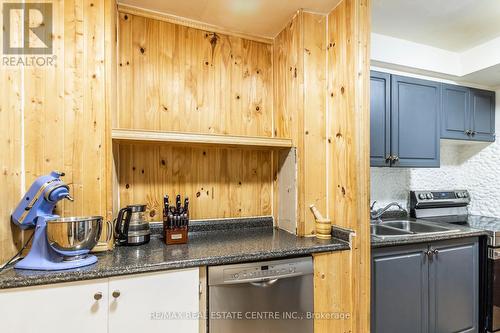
441 84 470 140
429 238 478 333
108 268 199 333
372 244 429 333
391 75 441 167
470 88 495 142
370 71 391 167
0 279 108 333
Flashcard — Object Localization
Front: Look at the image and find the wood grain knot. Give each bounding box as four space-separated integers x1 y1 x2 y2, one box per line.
125 184 130 189
196 192 201 197
149 210 155 218
321 273 326 280
124 14 128 20
336 132 342 138
161 159 166 166
255 106 260 111
341 86 345 94
341 187 346 196
140 47 145 54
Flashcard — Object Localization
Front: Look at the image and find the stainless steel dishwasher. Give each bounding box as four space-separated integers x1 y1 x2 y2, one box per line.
208 257 313 333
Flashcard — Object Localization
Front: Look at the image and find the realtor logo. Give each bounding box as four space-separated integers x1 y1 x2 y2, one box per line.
3 3 53 55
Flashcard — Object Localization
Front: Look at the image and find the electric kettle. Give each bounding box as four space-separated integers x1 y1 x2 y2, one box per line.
114 204 151 246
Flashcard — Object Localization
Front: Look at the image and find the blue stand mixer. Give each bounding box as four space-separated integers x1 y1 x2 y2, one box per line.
11 171 101 270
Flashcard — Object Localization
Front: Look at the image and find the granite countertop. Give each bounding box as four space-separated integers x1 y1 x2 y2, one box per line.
0 220 349 290
371 217 488 248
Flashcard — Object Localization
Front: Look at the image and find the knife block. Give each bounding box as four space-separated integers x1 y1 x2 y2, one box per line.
163 215 189 245
164 227 188 245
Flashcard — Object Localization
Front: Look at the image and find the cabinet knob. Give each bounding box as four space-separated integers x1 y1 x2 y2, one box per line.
424 250 433 259
471 131 476 136
112 290 121 299
392 155 399 162
465 129 472 135
94 292 103 301
432 249 439 256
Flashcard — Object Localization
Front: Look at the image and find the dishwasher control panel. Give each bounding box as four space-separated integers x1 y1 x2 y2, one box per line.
208 257 313 285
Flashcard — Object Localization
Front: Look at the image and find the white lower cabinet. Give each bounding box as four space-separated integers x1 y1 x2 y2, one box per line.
108 268 200 333
0 268 200 333
0 279 109 333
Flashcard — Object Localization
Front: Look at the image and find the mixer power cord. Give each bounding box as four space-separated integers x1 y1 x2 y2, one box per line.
0 232 35 273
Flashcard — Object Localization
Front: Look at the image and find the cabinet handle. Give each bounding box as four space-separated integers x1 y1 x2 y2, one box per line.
112 290 121 298
432 249 439 256
424 250 433 259
385 155 392 163
465 129 472 136
94 292 103 301
471 131 476 136
392 155 399 162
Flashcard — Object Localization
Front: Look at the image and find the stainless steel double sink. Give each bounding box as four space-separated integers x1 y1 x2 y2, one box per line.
371 219 459 239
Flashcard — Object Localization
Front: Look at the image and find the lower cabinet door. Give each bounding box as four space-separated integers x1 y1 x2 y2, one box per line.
0 279 108 333
372 244 429 333
429 239 478 333
108 268 200 333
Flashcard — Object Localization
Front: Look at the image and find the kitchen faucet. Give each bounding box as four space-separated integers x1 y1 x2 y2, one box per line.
370 201 408 222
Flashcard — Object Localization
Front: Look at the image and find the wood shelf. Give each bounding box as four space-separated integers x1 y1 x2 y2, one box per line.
112 129 293 149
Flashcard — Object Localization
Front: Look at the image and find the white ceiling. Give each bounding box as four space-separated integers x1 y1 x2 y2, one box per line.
372 0 500 52
118 0 341 38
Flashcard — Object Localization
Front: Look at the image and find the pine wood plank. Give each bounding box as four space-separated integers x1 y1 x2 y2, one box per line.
117 143 273 221
112 129 293 148
117 12 273 137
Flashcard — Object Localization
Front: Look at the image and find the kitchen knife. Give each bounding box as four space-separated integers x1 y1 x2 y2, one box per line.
163 195 169 217
176 195 181 214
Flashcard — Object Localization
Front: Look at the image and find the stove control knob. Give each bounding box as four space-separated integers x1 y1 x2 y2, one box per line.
419 193 426 200
426 193 433 199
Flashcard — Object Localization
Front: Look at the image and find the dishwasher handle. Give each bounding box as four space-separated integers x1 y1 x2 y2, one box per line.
249 279 279 288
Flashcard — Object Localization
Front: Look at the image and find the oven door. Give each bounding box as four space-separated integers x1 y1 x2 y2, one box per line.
488 248 500 332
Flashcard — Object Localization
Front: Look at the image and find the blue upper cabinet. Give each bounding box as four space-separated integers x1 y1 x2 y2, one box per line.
470 88 495 142
441 84 470 140
441 85 495 142
370 72 440 168
370 71 391 167
391 75 441 168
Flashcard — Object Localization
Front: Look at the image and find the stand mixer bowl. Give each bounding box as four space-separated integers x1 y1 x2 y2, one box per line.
46 216 103 260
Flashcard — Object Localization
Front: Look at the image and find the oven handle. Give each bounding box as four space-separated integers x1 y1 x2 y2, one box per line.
489 248 500 260
249 279 279 288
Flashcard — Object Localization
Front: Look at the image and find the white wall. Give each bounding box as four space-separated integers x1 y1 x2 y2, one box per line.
371 88 500 218
371 32 500 83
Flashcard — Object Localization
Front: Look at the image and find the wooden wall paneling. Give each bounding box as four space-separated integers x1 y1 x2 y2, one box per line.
105 0 117 246
317 0 371 331
117 12 273 137
117 4 274 45
313 250 353 332
117 143 273 221
302 12 327 236
22 0 111 244
273 12 303 234
273 11 327 236
0 8 23 262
